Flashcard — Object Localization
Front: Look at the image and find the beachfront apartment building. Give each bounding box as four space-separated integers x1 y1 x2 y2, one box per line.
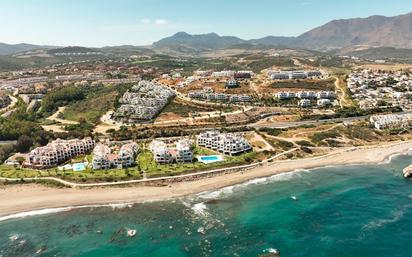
92 142 139 170
369 113 412 130
197 131 252 156
24 138 95 169
149 139 194 164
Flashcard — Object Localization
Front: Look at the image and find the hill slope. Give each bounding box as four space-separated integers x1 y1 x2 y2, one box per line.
297 12 412 49
0 43 50 55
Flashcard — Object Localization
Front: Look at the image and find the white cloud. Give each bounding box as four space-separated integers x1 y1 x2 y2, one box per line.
154 19 167 25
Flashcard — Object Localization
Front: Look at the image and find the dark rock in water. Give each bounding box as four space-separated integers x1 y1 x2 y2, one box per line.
205 199 220 205
402 165 412 178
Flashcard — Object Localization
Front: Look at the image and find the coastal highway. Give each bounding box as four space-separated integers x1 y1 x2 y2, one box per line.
250 115 370 129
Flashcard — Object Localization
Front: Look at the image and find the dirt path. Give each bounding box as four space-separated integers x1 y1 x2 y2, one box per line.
46 106 79 125
0 95 18 118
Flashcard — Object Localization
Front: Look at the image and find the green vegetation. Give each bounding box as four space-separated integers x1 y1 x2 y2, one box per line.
62 84 130 124
161 99 213 117
258 127 283 136
246 57 295 73
271 78 335 91
41 86 85 114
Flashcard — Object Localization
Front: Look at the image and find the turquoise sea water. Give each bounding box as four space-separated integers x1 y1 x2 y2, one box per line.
1 155 412 257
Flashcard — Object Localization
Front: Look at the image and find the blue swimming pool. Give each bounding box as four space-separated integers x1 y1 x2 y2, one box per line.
198 155 224 164
72 163 86 171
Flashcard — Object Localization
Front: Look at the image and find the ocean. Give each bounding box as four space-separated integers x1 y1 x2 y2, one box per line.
1 154 412 257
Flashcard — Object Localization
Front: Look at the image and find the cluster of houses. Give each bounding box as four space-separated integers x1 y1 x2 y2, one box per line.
149 139 194 164
348 69 412 110
23 138 95 169
197 131 252 156
188 90 252 103
370 113 412 130
275 90 336 107
91 141 139 170
268 70 323 80
113 80 175 122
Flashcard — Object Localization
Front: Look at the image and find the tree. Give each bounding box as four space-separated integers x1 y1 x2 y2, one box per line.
15 135 34 153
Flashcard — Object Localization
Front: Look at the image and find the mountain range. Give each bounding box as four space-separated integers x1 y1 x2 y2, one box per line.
1 11 412 55
153 12 412 51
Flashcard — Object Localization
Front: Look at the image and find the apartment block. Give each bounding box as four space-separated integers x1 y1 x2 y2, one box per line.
92 141 139 170
197 131 252 156
24 137 95 169
149 139 193 164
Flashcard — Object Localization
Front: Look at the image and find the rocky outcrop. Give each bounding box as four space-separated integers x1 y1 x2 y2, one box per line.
402 164 412 178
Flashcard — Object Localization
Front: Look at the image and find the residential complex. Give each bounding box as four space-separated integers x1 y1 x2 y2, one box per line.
92 141 139 170
268 70 323 80
24 138 95 169
348 69 412 110
370 113 412 130
197 131 252 156
188 90 252 103
113 80 175 123
149 139 194 164
275 90 335 107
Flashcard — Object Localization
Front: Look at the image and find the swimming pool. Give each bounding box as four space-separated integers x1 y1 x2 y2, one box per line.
72 163 86 171
198 155 224 164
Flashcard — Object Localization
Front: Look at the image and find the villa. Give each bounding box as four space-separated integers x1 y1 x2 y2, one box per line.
197 131 252 156
24 137 95 169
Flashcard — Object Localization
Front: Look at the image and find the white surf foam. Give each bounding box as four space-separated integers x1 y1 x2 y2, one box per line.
197 168 308 200
0 202 135 222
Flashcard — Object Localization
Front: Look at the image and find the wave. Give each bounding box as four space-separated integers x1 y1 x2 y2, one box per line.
362 209 404 231
197 169 309 200
378 148 412 165
0 203 135 222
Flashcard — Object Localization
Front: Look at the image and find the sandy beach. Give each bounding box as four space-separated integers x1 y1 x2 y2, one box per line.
1 140 412 219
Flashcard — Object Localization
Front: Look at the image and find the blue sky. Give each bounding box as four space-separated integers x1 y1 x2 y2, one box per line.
0 0 411 47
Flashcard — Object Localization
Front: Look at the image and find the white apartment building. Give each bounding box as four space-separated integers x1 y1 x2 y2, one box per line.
92 142 139 170
25 138 95 169
150 139 193 164
114 80 175 122
296 91 317 99
298 99 311 108
317 91 335 99
212 70 236 78
275 92 296 100
317 99 332 107
197 131 252 156
370 114 412 130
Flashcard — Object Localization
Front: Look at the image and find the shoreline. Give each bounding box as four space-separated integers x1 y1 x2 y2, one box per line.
1 140 412 220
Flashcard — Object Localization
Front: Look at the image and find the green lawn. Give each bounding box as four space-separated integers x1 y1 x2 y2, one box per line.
138 146 256 178
0 164 142 182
